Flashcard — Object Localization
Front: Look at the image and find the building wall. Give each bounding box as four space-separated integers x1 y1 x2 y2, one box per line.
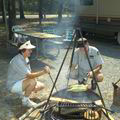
99 0 120 17
75 0 120 18
75 0 97 16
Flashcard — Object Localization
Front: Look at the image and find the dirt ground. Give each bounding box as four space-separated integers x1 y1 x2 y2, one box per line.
0 20 120 119
0 39 120 120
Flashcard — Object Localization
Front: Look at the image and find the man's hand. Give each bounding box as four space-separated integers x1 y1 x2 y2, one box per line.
87 71 93 78
87 65 102 78
44 66 50 74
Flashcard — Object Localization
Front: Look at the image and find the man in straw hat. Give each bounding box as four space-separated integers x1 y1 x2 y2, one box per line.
6 40 50 108
71 38 104 86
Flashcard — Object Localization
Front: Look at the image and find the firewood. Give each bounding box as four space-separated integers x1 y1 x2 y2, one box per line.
19 100 47 120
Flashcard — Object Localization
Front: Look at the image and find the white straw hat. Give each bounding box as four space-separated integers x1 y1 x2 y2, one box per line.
19 41 36 50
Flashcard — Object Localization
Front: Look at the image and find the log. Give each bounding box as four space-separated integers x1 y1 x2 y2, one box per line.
19 100 47 120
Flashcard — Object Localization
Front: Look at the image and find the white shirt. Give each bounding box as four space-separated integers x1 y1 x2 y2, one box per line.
72 46 104 82
6 54 31 91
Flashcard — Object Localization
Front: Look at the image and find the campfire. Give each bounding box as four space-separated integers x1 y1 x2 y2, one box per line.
45 102 102 120
44 87 103 120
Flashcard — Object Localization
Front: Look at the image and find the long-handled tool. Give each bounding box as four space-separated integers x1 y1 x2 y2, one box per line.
114 78 120 86
48 73 58 92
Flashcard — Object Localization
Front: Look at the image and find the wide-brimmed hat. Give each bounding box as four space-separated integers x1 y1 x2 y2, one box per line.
19 40 36 50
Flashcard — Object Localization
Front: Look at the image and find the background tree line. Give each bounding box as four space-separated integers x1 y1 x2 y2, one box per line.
0 0 74 40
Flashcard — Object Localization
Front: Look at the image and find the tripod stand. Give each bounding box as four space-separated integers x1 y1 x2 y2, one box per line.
37 28 113 120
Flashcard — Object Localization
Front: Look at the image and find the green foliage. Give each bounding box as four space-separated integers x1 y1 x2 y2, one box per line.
23 0 74 14
24 0 59 14
0 0 73 15
43 0 58 14
0 0 2 11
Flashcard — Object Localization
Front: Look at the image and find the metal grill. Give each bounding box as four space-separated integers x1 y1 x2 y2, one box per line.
44 102 102 120
57 102 97 108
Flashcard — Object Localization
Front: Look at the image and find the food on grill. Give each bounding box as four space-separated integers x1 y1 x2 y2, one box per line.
45 88 103 120
50 97 78 103
67 84 88 92
94 100 102 106
84 109 99 120
52 87 100 103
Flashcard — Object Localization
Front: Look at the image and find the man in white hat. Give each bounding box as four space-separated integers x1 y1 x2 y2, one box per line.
71 38 104 88
7 40 50 108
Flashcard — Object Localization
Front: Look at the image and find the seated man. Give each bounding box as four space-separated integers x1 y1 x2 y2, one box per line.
71 38 104 88
6 40 50 108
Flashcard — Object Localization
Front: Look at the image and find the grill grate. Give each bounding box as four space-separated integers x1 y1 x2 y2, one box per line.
45 102 101 120
57 102 97 108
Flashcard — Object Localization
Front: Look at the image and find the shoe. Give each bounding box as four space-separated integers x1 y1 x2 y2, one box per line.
22 97 38 108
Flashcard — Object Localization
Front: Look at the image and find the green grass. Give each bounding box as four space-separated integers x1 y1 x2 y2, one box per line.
41 21 57 26
24 11 38 15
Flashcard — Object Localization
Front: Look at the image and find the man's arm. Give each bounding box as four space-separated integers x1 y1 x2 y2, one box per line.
26 66 50 79
88 64 102 78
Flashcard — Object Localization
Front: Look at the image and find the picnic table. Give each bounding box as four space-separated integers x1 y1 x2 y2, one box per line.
15 31 62 39
14 31 62 58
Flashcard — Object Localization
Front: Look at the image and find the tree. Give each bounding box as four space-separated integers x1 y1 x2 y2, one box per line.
38 0 43 25
1 0 5 23
57 0 64 23
19 0 25 19
8 0 16 39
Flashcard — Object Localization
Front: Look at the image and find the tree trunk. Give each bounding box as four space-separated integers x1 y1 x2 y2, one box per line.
8 0 16 40
1 0 5 23
2 0 9 42
19 0 25 19
38 0 43 25
57 0 64 23
12 0 16 22
50 0 54 14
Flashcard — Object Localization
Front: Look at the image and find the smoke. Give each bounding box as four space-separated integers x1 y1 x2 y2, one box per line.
41 0 82 60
